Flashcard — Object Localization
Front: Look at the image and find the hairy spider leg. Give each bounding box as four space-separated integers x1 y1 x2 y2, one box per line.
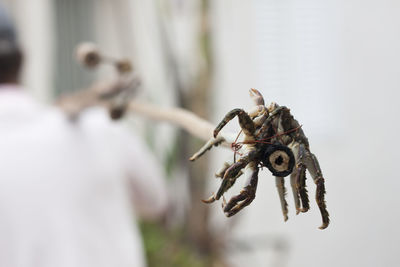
213 108 255 138
203 154 250 204
297 166 309 212
296 144 310 213
275 176 289 221
290 170 301 214
292 165 309 214
196 106 258 204
202 170 243 204
215 154 252 200
203 160 243 204
223 162 259 217
300 144 329 229
290 142 310 214
215 159 245 179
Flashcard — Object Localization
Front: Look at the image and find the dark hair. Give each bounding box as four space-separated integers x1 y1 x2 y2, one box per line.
0 48 22 84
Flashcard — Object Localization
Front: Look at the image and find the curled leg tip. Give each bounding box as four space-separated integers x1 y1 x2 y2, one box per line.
249 88 265 106
201 194 216 204
319 223 329 230
319 218 329 229
201 198 215 204
301 207 309 213
189 156 195 161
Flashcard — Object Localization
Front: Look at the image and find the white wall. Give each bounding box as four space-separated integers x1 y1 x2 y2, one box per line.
210 1 400 267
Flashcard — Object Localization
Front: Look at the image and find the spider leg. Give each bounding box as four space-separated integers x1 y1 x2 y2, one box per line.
202 149 251 205
223 162 259 217
203 158 243 204
202 194 218 204
275 176 289 221
290 143 309 213
189 136 225 161
214 109 255 138
202 170 243 204
290 171 301 214
215 159 244 179
296 164 309 213
249 88 265 106
301 144 329 229
215 154 251 200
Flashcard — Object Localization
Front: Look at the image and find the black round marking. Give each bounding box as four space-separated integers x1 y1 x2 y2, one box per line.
262 143 295 177
275 156 283 165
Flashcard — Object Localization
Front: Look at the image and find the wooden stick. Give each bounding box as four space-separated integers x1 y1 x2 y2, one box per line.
57 80 235 146
128 99 235 147
128 100 214 141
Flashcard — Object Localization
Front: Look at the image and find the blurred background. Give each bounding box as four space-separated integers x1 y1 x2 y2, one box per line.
2 0 400 266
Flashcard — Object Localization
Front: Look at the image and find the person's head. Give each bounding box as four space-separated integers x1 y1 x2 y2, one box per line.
0 5 22 85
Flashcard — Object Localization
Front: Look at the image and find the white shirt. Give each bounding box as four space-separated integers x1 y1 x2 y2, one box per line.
0 85 167 267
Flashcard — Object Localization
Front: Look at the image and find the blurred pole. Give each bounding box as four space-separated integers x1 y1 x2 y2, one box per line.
157 0 225 264
183 0 214 255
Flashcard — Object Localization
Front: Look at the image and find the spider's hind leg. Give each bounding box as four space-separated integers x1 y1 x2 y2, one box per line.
290 142 310 214
290 171 301 215
301 144 329 229
297 164 310 213
275 176 289 221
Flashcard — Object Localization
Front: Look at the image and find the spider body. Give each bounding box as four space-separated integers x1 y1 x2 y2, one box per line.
190 89 329 229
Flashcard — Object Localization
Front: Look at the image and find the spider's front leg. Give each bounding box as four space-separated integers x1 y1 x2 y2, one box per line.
191 107 256 161
213 108 255 138
223 162 259 217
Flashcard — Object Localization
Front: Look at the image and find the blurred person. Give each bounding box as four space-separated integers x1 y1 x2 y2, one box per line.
0 5 167 267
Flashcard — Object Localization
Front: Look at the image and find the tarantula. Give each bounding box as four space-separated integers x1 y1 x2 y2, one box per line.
190 89 329 229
